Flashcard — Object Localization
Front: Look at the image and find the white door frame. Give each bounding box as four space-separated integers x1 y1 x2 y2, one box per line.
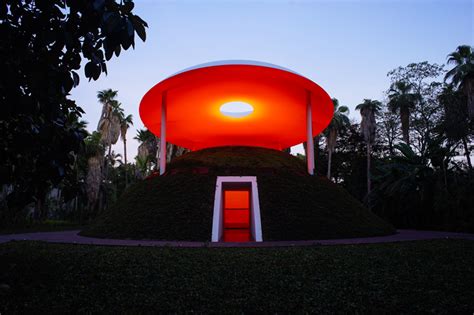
211 176 263 242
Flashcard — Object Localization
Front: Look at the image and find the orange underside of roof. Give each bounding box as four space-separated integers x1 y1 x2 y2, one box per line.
140 64 334 150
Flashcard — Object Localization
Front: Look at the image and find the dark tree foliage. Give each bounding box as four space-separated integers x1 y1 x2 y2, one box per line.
371 143 474 232
318 61 473 232
438 85 473 152
0 0 147 224
327 123 385 202
365 61 474 231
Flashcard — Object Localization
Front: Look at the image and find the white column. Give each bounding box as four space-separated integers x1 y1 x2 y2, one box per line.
306 91 315 175
159 91 167 175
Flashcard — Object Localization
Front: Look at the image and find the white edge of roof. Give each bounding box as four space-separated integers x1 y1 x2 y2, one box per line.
167 60 301 79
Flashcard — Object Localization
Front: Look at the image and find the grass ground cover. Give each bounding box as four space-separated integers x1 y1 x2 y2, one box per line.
83 146 394 240
0 239 473 313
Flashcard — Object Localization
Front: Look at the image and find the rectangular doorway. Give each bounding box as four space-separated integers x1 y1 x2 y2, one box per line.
223 188 251 242
211 176 263 243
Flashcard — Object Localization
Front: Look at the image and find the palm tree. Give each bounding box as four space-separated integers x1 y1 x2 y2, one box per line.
325 98 350 179
84 131 105 216
134 128 158 171
135 155 151 179
445 45 474 118
96 89 121 157
96 90 122 210
387 81 419 145
118 112 133 186
97 89 118 125
134 128 155 143
107 151 123 168
438 84 472 170
119 114 133 165
356 99 382 198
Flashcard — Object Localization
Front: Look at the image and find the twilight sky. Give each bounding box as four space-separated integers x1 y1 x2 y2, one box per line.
71 0 473 160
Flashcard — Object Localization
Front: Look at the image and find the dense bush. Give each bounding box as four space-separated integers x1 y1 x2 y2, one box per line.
2 240 474 313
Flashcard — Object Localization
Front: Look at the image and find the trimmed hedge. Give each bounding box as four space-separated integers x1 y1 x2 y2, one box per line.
82 147 394 240
2 240 474 313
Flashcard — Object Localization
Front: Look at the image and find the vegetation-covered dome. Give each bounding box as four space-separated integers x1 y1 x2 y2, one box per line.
82 147 394 241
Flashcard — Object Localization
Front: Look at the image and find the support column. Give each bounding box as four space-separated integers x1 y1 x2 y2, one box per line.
306 91 315 175
159 91 167 175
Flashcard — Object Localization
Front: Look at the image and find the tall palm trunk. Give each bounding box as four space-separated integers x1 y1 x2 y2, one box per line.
123 138 128 165
314 135 320 157
400 106 410 144
326 129 337 180
442 159 448 191
464 78 474 119
104 144 112 178
462 136 473 170
123 137 128 186
366 142 372 197
98 144 112 211
327 150 332 179
86 155 102 217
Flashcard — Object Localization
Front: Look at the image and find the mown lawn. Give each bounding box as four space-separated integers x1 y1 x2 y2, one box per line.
0 240 473 313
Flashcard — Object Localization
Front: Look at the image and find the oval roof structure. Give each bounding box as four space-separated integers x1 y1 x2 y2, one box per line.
140 60 334 150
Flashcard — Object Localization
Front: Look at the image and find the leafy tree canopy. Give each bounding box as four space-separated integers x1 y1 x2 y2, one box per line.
0 0 147 218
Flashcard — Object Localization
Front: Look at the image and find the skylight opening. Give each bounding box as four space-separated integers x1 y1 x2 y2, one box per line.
219 101 254 118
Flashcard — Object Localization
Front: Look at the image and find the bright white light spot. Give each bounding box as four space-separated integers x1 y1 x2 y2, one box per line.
219 101 254 118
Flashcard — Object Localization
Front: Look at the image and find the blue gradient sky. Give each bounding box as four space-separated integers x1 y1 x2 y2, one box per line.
71 0 473 160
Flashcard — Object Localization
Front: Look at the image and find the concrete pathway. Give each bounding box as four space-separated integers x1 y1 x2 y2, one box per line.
1 229 473 247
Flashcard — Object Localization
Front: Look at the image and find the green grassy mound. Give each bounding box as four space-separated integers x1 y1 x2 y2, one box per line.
82 147 394 241
168 146 306 174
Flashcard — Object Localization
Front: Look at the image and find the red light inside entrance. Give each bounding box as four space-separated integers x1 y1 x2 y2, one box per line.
223 189 252 242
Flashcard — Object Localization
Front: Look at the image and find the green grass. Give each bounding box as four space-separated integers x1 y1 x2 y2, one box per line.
82 146 394 241
0 220 84 235
0 240 473 313
83 174 216 240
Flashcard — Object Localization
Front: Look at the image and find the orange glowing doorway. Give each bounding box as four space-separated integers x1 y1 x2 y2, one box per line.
223 188 252 242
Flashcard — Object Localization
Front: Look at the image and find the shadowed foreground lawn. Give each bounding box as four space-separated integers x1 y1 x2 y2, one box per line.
0 240 473 313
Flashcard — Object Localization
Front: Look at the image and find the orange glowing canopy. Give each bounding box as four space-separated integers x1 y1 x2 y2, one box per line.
140 61 334 150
